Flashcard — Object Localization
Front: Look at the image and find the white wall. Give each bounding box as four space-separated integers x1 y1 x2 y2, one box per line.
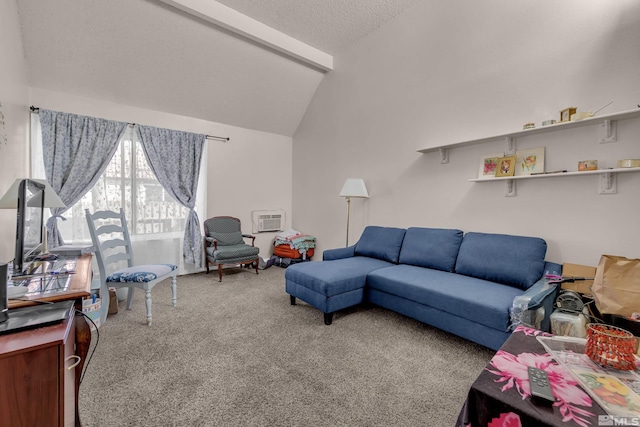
293 0 640 266
0 0 291 267
0 0 31 262
24 88 293 262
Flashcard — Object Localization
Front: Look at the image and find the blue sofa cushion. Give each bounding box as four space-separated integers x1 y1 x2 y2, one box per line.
285 256 394 297
454 232 547 289
354 226 406 264
367 264 524 332
398 227 463 272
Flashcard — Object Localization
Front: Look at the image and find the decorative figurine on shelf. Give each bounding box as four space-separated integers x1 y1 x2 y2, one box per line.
560 107 577 122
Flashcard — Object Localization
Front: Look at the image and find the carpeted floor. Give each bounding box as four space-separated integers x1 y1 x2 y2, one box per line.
78 266 495 426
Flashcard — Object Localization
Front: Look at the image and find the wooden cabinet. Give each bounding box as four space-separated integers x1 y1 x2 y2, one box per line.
0 311 78 426
4 254 93 426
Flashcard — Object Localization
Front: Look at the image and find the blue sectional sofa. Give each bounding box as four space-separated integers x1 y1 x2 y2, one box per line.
285 226 561 350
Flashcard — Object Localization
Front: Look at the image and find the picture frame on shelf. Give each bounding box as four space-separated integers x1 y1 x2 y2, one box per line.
578 160 598 171
477 153 503 180
494 156 517 177
515 147 545 176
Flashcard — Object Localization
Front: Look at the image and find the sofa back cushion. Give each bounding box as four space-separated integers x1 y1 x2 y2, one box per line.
354 226 406 264
454 232 547 289
398 227 463 272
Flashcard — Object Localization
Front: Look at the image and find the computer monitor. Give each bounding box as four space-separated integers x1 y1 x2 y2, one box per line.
0 263 7 323
14 179 45 273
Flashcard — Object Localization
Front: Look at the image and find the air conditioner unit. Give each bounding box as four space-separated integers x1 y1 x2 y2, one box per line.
252 210 285 233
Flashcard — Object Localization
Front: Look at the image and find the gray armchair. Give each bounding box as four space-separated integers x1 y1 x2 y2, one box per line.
204 216 260 282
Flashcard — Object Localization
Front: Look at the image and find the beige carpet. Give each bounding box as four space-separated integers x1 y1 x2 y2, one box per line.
78 266 495 426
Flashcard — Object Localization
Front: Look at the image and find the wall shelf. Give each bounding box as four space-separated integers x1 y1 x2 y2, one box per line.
417 108 640 159
469 167 640 182
417 107 640 196
469 167 640 197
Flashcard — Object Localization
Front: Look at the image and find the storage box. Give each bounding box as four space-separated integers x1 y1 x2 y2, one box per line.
561 263 597 295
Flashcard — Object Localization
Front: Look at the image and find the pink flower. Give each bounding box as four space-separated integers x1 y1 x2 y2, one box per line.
487 350 595 427
484 159 498 174
513 325 552 337
544 363 592 408
488 412 522 427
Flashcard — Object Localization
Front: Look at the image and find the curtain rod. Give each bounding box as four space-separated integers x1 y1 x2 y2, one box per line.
29 106 230 142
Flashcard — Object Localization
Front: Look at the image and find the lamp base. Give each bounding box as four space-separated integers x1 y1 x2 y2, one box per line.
345 197 351 247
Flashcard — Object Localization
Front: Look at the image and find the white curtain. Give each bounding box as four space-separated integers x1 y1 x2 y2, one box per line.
31 113 207 275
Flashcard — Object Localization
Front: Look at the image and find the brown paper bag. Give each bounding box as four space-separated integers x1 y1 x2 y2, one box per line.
592 255 640 317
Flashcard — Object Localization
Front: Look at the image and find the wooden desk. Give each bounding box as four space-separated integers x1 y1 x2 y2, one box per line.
8 254 93 309
2 254 92 427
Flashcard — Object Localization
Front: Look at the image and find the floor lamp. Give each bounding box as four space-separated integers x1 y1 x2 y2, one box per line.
339 178 369 247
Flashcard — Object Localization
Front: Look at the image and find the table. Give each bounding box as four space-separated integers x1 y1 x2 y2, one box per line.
456 325 608 427
4 254 93 427
8 254 93 309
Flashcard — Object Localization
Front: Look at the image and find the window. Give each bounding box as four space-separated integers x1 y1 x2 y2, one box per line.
54 128 189 242
31 115 207 275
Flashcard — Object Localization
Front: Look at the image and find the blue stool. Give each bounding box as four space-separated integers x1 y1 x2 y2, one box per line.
285 257 390 324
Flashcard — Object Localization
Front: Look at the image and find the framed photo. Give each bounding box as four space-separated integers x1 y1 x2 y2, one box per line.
578 160 598 171
477 153 503 179
515 147 545 176
494 156 517 177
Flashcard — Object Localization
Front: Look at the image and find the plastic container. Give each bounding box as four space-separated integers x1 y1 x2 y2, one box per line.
82 297 101 331
550 309 587 338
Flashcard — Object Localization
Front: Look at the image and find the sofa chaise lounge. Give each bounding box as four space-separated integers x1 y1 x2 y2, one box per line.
285 226 561 350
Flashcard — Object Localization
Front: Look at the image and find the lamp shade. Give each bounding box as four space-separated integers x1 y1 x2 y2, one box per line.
0 179 66 209
339 178 369 198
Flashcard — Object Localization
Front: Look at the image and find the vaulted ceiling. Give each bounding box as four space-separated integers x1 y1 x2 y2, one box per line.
16 0 421 136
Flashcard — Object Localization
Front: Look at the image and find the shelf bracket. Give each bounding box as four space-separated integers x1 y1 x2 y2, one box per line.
599 172 617 195
599 119 617 143
439 148 449 164
505 179 516 197
505 137 516 155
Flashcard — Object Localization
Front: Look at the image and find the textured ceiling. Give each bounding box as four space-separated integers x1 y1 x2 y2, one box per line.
16 0 421 136
215 0 423 54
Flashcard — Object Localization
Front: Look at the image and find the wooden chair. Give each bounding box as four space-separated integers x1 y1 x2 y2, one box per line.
85 208 177 326
203 216 259 282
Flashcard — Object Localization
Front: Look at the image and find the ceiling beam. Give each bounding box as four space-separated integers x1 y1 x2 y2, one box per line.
158 0 333 72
